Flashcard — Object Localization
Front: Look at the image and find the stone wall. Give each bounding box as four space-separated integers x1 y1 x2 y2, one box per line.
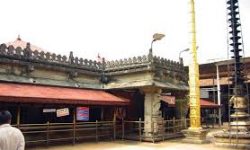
0 43 102 89
0 43 188 90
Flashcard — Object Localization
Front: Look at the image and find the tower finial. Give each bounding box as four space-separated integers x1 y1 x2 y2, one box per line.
17 34 21 41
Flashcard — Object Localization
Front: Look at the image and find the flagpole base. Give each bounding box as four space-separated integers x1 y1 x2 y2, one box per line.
181 128 209 144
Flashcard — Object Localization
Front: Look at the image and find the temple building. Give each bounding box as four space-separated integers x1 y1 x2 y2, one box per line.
0 36 190 143
199 58 250 123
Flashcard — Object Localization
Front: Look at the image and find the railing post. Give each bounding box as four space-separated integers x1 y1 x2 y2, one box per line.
139 118 142 142
162 119 165 141
181 117 183 128
152 122 155 143
173 117 175 133
96 120 98 142
17 105 21 129
73 107 76 145
182 117 185 129
212 114 215 128
113 119 116 140
46 121 50 147
122 119 124 140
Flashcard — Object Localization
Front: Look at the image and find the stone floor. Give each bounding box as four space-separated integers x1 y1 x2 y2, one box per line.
28 140 235 150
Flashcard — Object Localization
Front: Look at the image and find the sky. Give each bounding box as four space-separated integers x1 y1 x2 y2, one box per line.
0 0 249 64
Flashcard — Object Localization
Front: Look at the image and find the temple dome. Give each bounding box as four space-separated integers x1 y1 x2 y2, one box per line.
5 35 45 52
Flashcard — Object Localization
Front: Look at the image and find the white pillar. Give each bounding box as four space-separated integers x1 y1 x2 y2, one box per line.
216 64 222 126
143 88 162 137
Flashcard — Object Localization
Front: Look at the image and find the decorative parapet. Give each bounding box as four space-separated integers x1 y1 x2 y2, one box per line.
0 43 187 83
105 54 184 72
0 44 102 71
104 54 187 82
152 56 187 82
105 55 151 71
152 56 183 72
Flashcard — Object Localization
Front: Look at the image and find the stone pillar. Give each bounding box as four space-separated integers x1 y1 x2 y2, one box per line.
142 87 163 139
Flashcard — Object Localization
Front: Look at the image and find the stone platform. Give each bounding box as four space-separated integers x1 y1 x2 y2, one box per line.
182 128 209 144
214 131 250 149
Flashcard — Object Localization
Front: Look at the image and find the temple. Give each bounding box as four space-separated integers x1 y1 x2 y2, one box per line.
0 36 189 143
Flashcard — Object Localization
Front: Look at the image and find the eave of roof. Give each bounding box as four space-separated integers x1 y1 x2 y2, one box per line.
0 83 129 105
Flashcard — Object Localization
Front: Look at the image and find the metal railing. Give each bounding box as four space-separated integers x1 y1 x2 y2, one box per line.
119 118 189 142
15 121 114 146
15 118 190 146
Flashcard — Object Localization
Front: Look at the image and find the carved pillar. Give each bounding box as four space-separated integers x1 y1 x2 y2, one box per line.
181 0 208 144
188 0 201 129
142 87 162 138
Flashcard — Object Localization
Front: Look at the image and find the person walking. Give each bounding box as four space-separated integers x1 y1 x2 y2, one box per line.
0 110 25 150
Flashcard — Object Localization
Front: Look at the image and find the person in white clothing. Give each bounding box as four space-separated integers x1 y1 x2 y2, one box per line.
0 110 25 150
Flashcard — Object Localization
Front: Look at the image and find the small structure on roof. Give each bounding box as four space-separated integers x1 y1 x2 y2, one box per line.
5 35 45 52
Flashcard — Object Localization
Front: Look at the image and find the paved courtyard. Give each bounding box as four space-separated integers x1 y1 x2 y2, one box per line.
28 140 235 150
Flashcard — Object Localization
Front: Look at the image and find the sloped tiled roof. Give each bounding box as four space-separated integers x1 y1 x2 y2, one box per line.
0 83 129 105
161 96 220 108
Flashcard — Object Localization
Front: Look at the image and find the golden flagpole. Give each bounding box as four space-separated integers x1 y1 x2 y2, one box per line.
182 0 208 143
188 0 201 129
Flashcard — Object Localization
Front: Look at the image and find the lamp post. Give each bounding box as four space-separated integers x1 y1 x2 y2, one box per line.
179 46 198 64
179 48 189 64
149 33 165 55
215 64 222 126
